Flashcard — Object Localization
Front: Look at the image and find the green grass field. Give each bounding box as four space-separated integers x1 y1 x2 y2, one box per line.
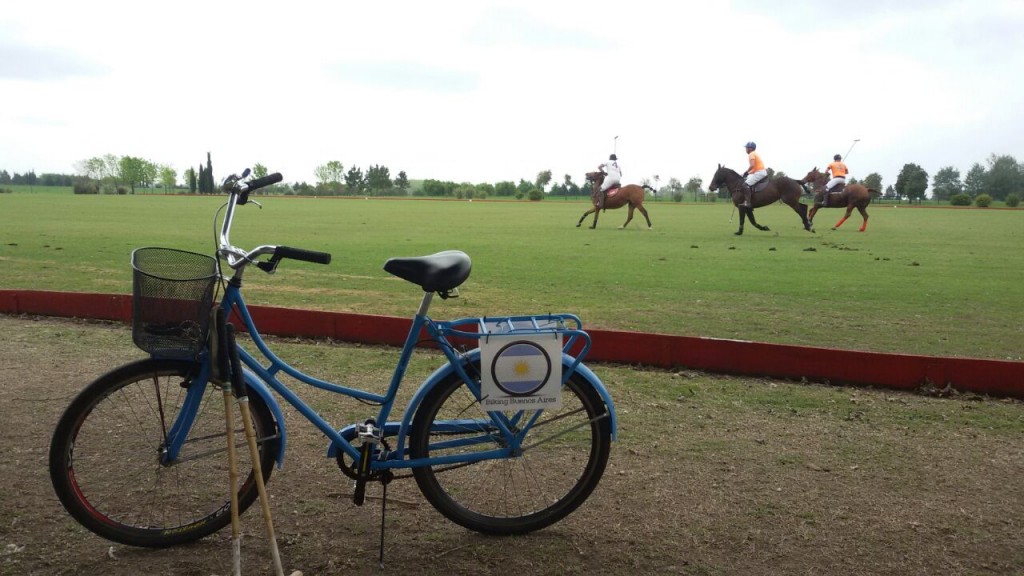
1 192 1021 360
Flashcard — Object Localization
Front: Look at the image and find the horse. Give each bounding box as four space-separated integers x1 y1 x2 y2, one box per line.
799 168 878 232
707 165 812 235
575 171 655 229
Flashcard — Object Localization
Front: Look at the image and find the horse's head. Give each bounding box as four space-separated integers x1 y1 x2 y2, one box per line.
585 171 605 186
801 167 825 186
708 164 734 193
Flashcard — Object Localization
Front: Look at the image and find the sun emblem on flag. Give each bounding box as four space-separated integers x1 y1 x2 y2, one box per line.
490 340 552 396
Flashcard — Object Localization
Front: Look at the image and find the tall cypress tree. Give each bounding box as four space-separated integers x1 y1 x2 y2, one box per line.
206 152 214 193
198 164 207 194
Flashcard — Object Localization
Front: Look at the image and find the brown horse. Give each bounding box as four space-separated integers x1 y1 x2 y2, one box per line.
800 168 878 232
707 165 812 235
576 171 655 229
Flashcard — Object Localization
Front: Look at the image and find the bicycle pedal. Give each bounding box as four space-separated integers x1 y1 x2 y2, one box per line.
356 421 380 445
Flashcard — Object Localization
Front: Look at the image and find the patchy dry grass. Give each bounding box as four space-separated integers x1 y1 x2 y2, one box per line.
1 315 1022 575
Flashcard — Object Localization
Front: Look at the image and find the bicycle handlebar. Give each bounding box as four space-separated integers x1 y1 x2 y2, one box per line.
237 173 283 205
274 245 332 265
217 169 332 272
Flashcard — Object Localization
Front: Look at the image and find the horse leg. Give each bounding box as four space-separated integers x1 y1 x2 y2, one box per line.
808 205 820 227
638 205 652 229
591 207 601 229
735 205 746 235
857 206 869 232
791 201 813 232
576 208 596 228
748 207 770 232
833 205 855 229
620 205 635 229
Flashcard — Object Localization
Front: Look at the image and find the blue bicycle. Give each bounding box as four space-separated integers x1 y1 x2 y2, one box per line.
49 170 617 549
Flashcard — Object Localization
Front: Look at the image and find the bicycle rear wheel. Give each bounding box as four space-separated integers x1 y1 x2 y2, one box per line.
48 358 278 548
410 362 611 534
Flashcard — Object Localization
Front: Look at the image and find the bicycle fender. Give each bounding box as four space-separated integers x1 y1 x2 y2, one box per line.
404 350 618 442
560 353 618 441
241 369 288 469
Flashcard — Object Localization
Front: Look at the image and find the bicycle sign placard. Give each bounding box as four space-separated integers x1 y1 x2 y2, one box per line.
480 333 563 409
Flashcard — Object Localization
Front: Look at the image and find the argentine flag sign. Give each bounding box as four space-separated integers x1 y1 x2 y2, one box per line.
480 334 563 409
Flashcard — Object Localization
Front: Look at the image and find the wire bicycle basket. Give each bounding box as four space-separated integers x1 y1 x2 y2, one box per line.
131 247 218 358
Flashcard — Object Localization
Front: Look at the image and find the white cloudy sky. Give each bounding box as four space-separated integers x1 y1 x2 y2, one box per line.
2 1 1022 191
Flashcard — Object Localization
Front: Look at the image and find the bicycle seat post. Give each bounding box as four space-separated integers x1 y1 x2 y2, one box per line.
416 291 434 317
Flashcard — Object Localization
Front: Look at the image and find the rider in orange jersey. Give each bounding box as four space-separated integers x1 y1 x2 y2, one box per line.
741 142 766 207
823 154 849 206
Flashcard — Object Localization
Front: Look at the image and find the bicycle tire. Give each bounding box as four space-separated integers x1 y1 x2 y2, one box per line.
410 361 611 534
49 358 278 548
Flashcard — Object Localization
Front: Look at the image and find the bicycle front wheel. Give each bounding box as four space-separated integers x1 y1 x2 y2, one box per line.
48 358 278 548
410 362 611 534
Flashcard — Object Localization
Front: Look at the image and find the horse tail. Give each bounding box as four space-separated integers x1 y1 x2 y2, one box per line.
642 185 658 195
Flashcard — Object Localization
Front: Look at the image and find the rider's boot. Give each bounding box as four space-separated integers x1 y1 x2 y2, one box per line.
822 188 830 207
743 185 752 207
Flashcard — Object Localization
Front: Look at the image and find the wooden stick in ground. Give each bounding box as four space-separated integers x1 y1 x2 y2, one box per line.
227 322 300 576
223 389 243 576
239 395 285 576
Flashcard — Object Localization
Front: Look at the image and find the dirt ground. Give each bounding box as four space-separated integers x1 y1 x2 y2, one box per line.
1 315 1023 576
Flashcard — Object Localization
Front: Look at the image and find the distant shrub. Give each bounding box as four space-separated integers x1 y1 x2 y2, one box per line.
73 179 99 195
672 191 684 202
1005 193 1020 208
515 191 525 200
0 187 11 194
949 193 971 206
974 194 992 208
527 188 544 201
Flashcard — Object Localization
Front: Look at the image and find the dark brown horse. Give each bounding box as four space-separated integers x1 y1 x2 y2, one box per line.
707 165 812 235
576 171 654 229
800 168 878 232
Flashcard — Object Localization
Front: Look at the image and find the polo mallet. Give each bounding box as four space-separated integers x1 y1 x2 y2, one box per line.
224 318 302 576
613 135 618 154
844 138 860 162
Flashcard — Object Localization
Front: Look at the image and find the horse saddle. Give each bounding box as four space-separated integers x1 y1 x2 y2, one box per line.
606 184 621 197
751 178 770 193
823 184 846 200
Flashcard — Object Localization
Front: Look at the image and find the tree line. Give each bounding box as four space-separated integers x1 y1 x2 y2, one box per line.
3 152 1021 204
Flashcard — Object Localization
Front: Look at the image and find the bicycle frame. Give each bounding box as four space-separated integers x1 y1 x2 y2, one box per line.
162 278 617 473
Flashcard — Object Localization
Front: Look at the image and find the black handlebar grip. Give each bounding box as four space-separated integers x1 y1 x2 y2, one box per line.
245 172 283 192
275 246 332 265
